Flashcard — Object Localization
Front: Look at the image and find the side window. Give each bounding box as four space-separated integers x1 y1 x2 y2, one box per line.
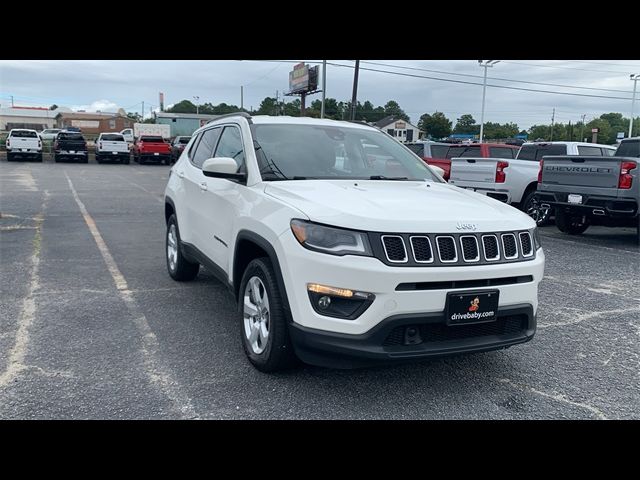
406 144 424 157
489 147 515 159
214 126 246 172
602 148 616 157
517 145 536 161
191 128 222 168
577 145 603 156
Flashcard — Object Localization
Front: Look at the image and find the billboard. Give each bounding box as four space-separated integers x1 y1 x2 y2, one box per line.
289 63 319 94
159 92 165 111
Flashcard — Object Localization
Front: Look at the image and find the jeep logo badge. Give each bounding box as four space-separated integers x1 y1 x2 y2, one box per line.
456 222 478 231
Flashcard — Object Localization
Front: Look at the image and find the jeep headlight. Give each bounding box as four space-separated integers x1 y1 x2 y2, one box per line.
531 226 542 250
290 219 372 256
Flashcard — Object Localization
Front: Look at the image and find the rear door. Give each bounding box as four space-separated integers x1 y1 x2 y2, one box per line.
449 157 499 185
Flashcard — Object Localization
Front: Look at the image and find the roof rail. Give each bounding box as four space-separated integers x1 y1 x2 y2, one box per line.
206 111 252 125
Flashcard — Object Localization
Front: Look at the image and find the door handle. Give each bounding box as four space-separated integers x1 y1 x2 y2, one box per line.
177 170 185 178
199 182 208 191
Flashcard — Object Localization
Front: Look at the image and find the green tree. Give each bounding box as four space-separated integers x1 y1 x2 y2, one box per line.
418 111 452 139
49 104 58 110
383 100 410 122
284 99 301 116
256 97 279 116
126 112 142 123
453 114 479 135
586 118 613 144
166 100 197 114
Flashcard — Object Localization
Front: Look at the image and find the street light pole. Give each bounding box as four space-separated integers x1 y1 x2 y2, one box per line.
478 60 499 143
321 60 327 119
350 60 360 121
629 74 639 138
193 96 200 115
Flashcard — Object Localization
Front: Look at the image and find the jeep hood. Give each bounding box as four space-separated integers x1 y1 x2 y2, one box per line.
264 180 534 233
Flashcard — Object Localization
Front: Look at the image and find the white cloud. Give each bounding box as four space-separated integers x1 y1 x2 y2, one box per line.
70 99 120 113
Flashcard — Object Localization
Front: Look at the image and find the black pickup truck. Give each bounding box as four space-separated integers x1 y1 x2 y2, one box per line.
536 137 639 240
54 131 88 163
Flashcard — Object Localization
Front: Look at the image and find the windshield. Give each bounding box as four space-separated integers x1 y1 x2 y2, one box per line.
178 137 191 144
101 134 124 141
58 133 84 141
11 130 38 138
252 124 441 182
140 136 164 142
446 145 481 159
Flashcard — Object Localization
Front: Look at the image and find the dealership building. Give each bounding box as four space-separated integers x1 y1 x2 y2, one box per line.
156 112 220 137
55 111 134 134
0 106 71 131
374 116 422 143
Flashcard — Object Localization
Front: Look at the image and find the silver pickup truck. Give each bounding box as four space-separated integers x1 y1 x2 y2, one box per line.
536 137 639 240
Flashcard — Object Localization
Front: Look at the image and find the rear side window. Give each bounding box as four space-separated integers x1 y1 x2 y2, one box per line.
517 145 536 160
140 136 164 142
577 145 604 156
489 147 515 159
11 130 37 138
406 144 424 157
602 148 616 156
447 146 481 158
58 133 84 141
214 126 246 172
179 137 191 144
101 134 124 141
191 127 222 168
615 140 639 158
430 144 449 158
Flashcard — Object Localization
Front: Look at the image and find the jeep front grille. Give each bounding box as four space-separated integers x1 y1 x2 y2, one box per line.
372 230 536 267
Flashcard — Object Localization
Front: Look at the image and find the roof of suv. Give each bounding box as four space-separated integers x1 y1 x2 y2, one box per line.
202 113 379 132
521 141 615 149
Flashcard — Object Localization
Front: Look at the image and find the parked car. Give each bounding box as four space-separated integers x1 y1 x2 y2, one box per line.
133 135 171 165
133 123 171 140
53 131 88 163
95 133 130 164
6 129 43 162
170 136 192 164
406 141 451 173
164 113 544 372
64 126 82 133
39 128 62 141
120 128 134 143
536 137 639 239
449 141 617 225
427 143 520 180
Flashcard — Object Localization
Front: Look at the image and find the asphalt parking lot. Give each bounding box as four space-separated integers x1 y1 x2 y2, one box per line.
1 155 639 419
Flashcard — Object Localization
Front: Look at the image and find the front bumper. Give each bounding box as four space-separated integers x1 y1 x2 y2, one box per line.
290 304 535 368
277 229 544 336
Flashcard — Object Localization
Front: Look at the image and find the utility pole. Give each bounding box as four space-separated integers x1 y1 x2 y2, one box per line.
478 60 500 142
630 74 639 138
142 101 144 121
11 95 14 107
568 120 572 141
350 60 360 121
580 114 586 142
321 60 327 119
550 108 555 141
240 86 244 111
275 90 279 116
193 96 199 115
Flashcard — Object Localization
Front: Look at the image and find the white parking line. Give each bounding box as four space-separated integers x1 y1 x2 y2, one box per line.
0 192 47 388
64 171 200 419
496 378 607 420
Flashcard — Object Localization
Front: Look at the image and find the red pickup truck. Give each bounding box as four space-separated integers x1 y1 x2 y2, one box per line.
408 142 520 180
132 135 172 165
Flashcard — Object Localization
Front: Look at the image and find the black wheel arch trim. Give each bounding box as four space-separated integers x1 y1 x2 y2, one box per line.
234 230 292 314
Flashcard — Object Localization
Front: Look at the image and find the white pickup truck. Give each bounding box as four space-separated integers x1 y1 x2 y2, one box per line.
6 129 43 162
95 133 130 164
449 141 616 225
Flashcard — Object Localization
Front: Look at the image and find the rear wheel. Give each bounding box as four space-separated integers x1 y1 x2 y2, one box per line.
166 214 199 281
521 190 551 226
54 154 60 163
163 157 170 166
96 154 102 164
239 258 298 372
123 156 130 165
556 209 590 235
7 152 14 162
37 153 43 163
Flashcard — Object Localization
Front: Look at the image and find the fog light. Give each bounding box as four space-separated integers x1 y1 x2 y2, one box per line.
306 283 375 320
318 296 331 309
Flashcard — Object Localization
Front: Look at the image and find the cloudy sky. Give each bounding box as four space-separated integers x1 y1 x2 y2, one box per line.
1 60 638 130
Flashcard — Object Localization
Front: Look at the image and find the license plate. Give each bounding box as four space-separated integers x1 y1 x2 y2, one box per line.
446 290 499 325
154 152 159 156
70 150 75 154
568 194 582 204
112 152 118 154
22 149 27 152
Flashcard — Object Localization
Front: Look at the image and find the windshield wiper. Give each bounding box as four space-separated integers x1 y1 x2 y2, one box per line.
368 175 410 180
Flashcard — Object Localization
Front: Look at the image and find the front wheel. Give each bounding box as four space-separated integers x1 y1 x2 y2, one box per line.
239 258 298 372
166 214 199 281
556 209 590 235
123 156 130 165
521 190 551 226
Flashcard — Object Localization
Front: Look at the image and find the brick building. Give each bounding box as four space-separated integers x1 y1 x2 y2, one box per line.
55 112 134 134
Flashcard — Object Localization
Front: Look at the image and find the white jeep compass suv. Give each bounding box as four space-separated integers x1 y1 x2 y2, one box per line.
164 113 545 371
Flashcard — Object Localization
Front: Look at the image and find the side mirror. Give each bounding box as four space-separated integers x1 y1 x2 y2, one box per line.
202 157 247 182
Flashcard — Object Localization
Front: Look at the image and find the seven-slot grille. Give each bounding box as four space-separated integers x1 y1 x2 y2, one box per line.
376 231 535 266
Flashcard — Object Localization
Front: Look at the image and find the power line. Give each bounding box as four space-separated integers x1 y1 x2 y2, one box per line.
243 63 283 87
561 60 640 69
500 60 632 74
359 61 633 94
325 62 633 101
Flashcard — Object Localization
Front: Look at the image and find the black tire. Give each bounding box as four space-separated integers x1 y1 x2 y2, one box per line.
163 157 170 166
7 152 14 162
96 154 102 164
521 190 552 226
238 257 298 372
166 214 199 281
556 209 590 235
54 154 60 163
82 156 89 164
123 156 130 165
37 153 43 163
139 156 146 165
